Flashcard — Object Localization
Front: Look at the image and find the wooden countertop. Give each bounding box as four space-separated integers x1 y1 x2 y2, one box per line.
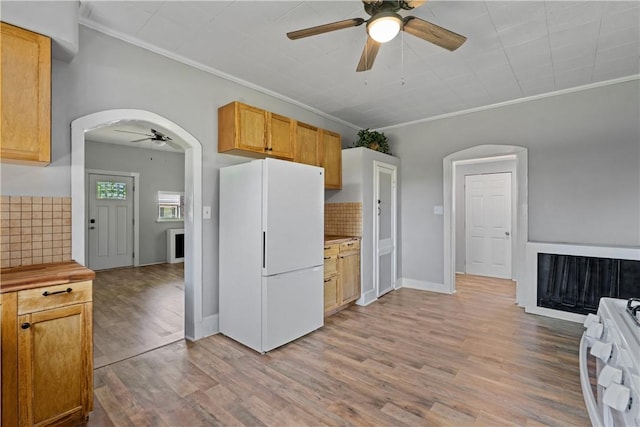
0 261 95 293
325 235 361 244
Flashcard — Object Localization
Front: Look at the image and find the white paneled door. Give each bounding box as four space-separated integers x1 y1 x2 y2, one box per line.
465 172 512 279
88 173 134 270
374 161 397 297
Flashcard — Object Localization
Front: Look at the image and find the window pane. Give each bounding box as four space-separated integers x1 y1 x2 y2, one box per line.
97 181 127 200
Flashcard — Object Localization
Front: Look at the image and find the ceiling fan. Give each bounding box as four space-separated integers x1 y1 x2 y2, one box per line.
286 0 467 72
114 128 181 150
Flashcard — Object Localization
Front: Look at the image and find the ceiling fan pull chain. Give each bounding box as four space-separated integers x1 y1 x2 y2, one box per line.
401 30 405 85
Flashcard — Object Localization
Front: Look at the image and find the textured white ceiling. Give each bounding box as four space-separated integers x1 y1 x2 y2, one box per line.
79 1 640 129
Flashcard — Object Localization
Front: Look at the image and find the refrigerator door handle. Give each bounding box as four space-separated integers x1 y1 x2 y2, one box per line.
262 231 266 269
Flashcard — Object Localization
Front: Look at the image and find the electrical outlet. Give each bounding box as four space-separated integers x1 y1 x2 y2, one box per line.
203 206 211 219
433 206 444 215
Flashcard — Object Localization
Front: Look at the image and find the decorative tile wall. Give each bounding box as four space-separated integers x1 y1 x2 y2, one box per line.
325 202 362 237
0 196 72 268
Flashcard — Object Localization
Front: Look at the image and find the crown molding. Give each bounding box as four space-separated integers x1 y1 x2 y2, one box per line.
78 19 361 131
377 75 640 131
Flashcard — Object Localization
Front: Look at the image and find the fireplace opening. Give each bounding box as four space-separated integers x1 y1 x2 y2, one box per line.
537 253 640 315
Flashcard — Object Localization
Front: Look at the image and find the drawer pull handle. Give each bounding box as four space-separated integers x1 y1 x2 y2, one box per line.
347 243 354 246
324 247 330 250
324 256 331 260
21 322 31 330
324 279 331 283
43 287 72 297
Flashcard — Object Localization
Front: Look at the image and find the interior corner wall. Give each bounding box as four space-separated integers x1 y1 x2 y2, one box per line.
0 24 358 321
85 140 185 265
385 79 640 286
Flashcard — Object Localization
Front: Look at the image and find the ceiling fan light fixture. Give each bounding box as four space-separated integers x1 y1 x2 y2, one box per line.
367 12 402 43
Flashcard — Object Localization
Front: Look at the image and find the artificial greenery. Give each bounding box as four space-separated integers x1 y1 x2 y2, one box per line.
353 128 391 154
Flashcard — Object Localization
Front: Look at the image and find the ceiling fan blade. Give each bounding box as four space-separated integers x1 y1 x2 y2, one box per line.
402 16 466 51
115 129 152 136
287 18 365 40
404 0 427 9
130 138 151 143
356 36 381 72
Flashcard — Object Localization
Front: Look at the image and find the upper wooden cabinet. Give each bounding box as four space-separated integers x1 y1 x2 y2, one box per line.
294 122 321 167
321 129 342 190
218 101 342 188
218 101 294 160
0 22 51 166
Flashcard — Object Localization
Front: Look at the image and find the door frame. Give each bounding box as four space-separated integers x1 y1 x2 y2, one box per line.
463 171 513 279
85 169 140 269
71 109 205 341
373 161 397 297
443 145 528 306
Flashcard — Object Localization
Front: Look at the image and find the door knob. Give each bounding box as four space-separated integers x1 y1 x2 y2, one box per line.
89 226 95 230
505 231 510 236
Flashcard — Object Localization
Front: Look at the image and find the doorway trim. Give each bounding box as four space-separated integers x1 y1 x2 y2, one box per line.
373 160 397 297
85 169 140 269
71 109 204 340
443 145 528 306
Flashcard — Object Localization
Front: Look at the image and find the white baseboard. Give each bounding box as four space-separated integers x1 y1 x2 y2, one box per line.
525 305 586 324
397 278 453 294
356 288 378 306
186 314 219 341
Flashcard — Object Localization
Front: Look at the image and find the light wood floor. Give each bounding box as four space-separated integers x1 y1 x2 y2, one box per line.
88 274 589 426
93 263 184 368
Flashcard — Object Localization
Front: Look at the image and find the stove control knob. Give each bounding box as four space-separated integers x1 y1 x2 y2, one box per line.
584 313 600 328
603 383 631 412
586 322 604 340
598 365 622 387
590 341 613 362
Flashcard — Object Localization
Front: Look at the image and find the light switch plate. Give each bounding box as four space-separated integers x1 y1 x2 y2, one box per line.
203 206 211 219
433 206 444 215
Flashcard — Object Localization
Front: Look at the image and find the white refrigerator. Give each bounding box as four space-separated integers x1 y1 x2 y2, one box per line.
219 158 324 353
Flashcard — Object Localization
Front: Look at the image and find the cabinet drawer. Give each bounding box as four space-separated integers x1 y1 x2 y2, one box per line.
18 280 92 315
339 239 360 254
324 244 339 257
324 255 338 278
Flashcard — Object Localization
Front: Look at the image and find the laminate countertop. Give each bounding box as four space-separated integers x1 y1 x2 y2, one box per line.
324 235 361 245
0 261 95 293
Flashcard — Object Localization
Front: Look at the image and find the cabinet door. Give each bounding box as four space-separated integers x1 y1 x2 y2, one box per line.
339 253 360 304
0 22 51 165
268 113 294 159
324 276 339 312
17 303 93 426
321 130 342 189
294 122 321 166
237 103 267 153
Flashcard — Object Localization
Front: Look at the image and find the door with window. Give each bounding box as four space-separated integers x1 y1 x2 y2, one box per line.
88 173 134 270
465 172 512 279
374 161 397 297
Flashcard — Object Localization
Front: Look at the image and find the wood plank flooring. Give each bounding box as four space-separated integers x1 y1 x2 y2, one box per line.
93 263 184 368
88 274 589 426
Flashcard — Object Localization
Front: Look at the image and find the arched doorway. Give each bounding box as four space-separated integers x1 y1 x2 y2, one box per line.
70 109 204 340
443 145 528 306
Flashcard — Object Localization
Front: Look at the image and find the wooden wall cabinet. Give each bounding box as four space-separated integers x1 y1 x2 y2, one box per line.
0 22 51 166
218 101 342 189
1 280 93 426
218 101 294 160
321 129 342 190
324 238 361 316
294 121 321 167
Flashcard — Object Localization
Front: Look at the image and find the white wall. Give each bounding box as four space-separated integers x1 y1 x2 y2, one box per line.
386 79 640 286
0 25 357 321
85 140 185 265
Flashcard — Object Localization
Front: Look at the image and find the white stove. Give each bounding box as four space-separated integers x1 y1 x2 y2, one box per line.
580 298 640 427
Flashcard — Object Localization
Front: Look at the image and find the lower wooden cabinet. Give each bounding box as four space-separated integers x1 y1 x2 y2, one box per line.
1 280 93 426
324 238 361 316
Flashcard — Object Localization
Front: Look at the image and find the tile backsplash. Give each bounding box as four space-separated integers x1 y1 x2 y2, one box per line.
325 202 362 237
0 196 72 268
